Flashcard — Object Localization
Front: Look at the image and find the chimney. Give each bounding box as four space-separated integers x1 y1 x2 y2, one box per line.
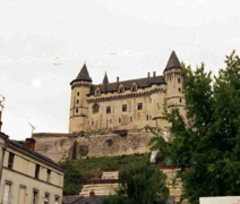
153 71 156 77
117 77 119 83
89 190 95 198
25 138 36 152
148 72 150 78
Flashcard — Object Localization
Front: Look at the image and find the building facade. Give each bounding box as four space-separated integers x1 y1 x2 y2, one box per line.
0 133 65 204
69 51 185 134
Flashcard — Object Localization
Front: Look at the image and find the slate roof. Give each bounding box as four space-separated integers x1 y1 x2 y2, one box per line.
164 51 182 72
63 195 105 204
9 140 65 173
102 72 109 84
89 75 166 95
71 64 92 84
63 196 174 204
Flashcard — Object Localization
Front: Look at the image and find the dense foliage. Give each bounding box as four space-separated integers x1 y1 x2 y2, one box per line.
59 153 151 195
103 163 169 204
166 51 240 203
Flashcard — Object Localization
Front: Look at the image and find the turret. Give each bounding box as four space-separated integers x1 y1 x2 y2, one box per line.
164 51 184 111
69 63 92 134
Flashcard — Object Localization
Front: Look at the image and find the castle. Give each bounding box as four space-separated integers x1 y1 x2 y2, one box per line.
33 51 186 162
69 50 185 134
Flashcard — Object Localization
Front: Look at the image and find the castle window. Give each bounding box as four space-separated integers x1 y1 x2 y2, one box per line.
147 115 149 120
122 104 127 112
180 98 182 103
130 117 132 122
92 104 99 113
77 92 80 96
118 84 125 93
178 88 181 93
76 99 79 104
131 84 137 92
119 118 121 123
137 103 143 110
106 106 111 114
95 87 101 96
76 109 79 113
178 78 181 83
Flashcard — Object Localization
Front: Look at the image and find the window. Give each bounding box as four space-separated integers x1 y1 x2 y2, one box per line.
137 103 143 110
19 185 26 204
119 118 121 123
8 152 14 169
33 190 39 204
180 98 182 103
77 92 80 96
178 88 181 93
76 99 79 104
147 115 149 120
3 183 11 204
130 117 132 122
131 85 137 92
47 169 51 182
178 78 181 83
44 193 50 204
122 104 127 112
106 106 111 114
76 109 78 114
95 88 101 96
118 84 125 93
55 196 60 204
92 104 99 113
35 164 40 179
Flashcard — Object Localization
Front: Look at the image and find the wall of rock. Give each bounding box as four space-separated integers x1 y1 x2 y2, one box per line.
33 129 152 163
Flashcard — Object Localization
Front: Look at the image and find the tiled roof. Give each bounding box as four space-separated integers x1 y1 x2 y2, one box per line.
89 75 166 95
102 72 109 84
9 140 65 172
71 64 92 84
63 195 105 204
164 51 182 72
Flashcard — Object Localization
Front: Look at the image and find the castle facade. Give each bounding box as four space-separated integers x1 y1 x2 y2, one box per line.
69 51 185 134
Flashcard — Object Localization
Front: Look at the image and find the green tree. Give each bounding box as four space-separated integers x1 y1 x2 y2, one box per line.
167 51 240 203
146 126 172 164
60 160 84 196
103 163 169 204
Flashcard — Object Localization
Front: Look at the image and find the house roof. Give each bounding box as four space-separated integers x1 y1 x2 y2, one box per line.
164 51 182 72
71 63 92 84
89 75 166 95
63 195 105 204
9 140 65 173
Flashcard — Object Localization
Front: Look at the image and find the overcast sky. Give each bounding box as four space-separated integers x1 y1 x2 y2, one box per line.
0 0 240 140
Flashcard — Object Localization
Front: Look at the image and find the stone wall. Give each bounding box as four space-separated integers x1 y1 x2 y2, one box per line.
33 129 152 163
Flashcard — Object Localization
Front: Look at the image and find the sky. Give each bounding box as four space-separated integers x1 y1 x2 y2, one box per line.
0 0 240 140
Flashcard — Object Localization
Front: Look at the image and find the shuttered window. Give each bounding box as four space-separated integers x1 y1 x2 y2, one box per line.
3 184 11 204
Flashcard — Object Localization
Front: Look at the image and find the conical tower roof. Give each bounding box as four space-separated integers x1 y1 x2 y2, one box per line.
102 72 109 84
164 51 182 72
70 63 92 85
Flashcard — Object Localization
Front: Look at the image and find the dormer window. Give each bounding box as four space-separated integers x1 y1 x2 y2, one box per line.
95 87 101 96
118 84 125 93
131 82 138 92
92 104 99 113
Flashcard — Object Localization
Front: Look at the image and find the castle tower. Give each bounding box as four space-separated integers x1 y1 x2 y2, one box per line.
164 51 184 113
69 63 92 134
